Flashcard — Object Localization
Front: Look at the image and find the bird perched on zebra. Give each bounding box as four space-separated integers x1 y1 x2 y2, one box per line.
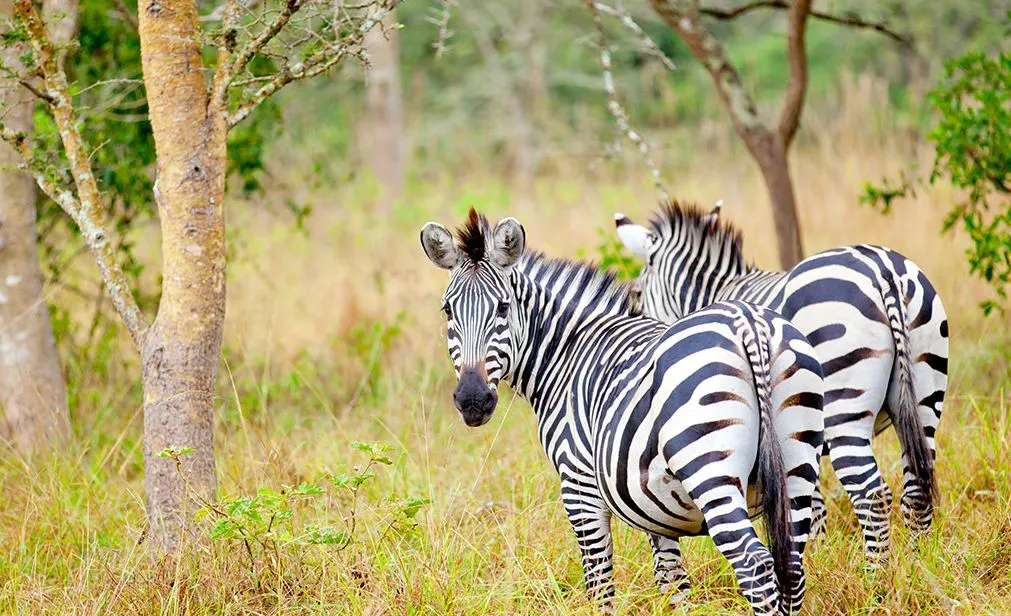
614 199 948 565
420 209 824 614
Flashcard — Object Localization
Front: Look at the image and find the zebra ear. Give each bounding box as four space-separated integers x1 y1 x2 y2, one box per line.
701 201 723 230
490 217 525 269
614 213 656 259
420 222 461 270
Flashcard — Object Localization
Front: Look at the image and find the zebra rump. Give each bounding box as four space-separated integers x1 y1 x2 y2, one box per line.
616 199 948 561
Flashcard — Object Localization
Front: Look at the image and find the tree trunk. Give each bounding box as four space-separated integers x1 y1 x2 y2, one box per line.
362 11 405 200
0 0 71 454
138 0 226 552
752 132 804 269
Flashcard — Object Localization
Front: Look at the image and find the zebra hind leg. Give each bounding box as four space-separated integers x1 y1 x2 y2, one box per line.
648 533 690 606
700 494 783 615
830 435 892 566
899 452 932 533
809 479 827 540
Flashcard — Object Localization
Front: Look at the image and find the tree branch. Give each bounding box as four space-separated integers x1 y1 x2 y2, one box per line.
587 0 668 199
699 0 912 46
225 1 402 129
222 0 306 95
778 0 810 147
227 50 348 128
650 1 768 150
210 0 241 110
11 0 149 347
112 0 139 31
592 2 675 72
17 77 54 104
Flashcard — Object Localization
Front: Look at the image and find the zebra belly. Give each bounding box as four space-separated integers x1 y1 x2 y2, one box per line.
599 453 706 536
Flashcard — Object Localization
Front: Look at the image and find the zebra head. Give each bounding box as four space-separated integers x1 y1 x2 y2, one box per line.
420 209 526 427
614 200 741 322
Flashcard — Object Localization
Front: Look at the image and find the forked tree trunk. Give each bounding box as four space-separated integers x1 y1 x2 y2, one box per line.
362 10 405 199
138 0 226 552
0 0 70 454
650 0 807 269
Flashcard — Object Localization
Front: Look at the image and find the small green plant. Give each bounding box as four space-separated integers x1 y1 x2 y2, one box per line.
160 441 430 588
862 46 1010 315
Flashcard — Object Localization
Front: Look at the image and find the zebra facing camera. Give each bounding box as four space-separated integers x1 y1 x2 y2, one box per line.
452 367 498 427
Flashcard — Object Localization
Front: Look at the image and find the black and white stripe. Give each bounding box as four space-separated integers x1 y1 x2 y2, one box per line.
615 200 948 563
421 210 824 614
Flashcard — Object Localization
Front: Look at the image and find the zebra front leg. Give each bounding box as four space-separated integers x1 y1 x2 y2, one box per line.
648 533 690 605
562 491 615 610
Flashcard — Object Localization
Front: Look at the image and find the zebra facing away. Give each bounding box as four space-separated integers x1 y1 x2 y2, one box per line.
614 200 949 564
420 209 824 614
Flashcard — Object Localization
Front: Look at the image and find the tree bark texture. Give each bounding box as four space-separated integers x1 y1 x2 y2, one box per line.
650 0 805 268
138 0 226 552
362 11 405 199
0 0 71 454
752 132 804 269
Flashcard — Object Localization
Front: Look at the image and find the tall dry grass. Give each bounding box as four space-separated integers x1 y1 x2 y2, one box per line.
1 74 1008 614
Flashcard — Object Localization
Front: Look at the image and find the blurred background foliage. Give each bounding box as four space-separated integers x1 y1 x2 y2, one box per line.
47 0 1009 216
38 0 1010 345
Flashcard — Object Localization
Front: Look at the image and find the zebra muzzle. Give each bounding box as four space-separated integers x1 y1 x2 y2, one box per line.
453 367 498 426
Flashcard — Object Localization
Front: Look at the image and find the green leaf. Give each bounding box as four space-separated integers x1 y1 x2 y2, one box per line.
304 525 348 545
350 471 375 487
399 496 431 519
290 481 325 496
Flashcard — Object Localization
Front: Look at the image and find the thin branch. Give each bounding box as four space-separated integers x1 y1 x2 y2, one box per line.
210 0 241 109
592 2 675 71
699 0 912 46
587 0 669 200
778 0 810 147
227 50 348 128
17 77 54 103
223 0 306 95
10 0 149 347
112 0 139 31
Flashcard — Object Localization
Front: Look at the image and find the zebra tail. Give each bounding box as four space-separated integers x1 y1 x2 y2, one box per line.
742 317 795 603
883 278 937 506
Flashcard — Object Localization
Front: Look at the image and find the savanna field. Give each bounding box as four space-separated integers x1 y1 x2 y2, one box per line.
2 78 1010 615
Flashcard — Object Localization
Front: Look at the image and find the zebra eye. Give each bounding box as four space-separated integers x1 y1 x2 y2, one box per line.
442 302 452 319
496 301 509 318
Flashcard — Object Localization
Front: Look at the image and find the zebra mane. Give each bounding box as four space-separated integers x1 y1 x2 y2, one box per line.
649 199 750 272
455 208 492 263
518 251 638 315
450 209 637 314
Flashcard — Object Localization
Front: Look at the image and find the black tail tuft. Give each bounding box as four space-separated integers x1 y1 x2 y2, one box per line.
758 392 795 605
885 279 937 509
893 334 937 506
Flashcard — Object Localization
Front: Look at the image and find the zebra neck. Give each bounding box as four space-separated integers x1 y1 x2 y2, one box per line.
503 265 632 419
